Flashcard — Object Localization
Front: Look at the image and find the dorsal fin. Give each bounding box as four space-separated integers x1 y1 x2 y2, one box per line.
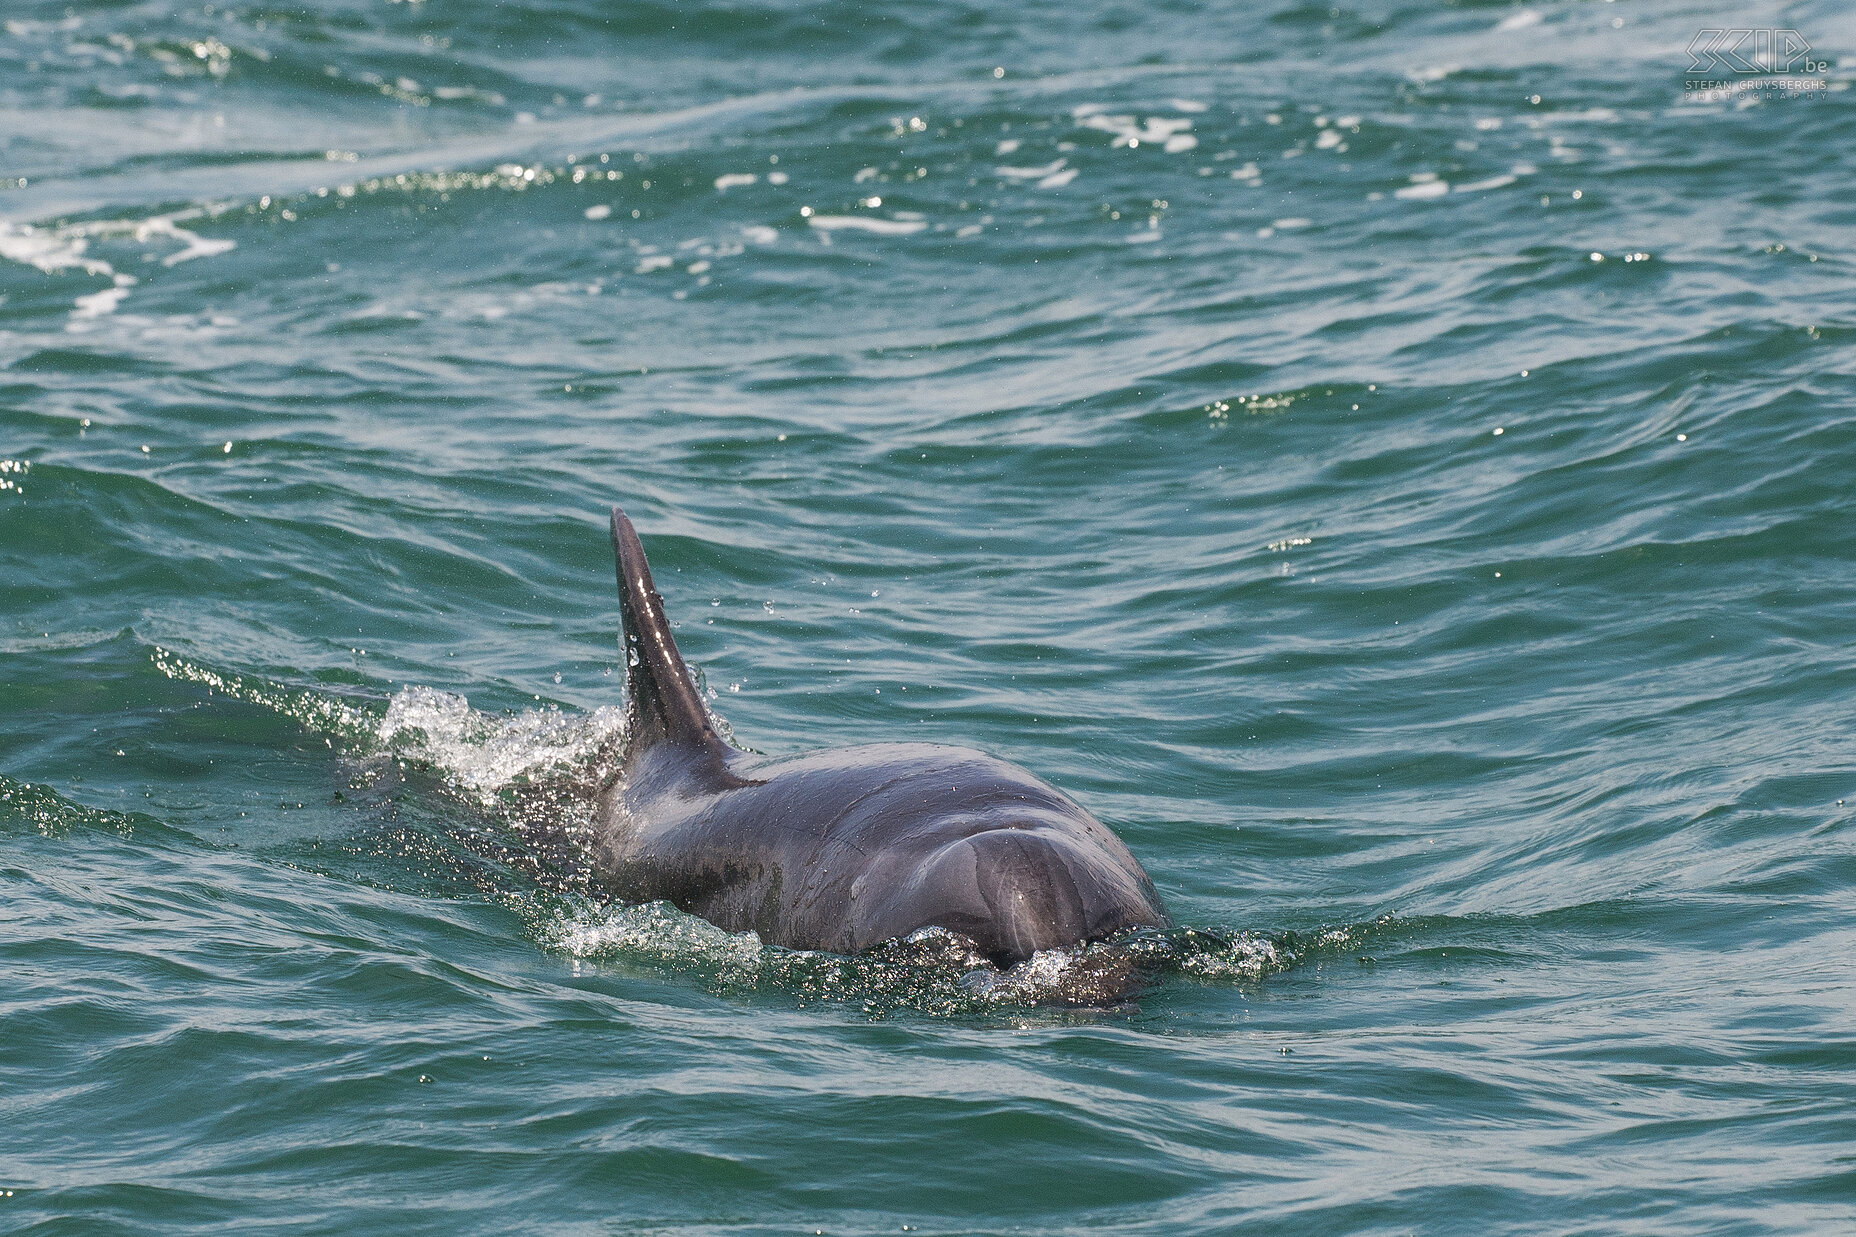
609 506 731 768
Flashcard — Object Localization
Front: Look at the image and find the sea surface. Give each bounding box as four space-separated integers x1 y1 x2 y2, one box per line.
5 0 1856 1231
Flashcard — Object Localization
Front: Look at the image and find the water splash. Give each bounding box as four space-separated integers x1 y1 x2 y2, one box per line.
376 685 625 804
552 900 1300 1016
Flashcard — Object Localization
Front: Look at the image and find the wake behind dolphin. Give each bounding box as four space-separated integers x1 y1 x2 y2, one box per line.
591 506 1168 965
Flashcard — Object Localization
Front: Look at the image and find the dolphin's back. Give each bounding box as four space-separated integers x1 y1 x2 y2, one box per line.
598 742 1165 961
596 506 1166 964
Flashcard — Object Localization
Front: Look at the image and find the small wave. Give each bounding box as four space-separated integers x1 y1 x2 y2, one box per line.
0 772 165 841
151 646 376 742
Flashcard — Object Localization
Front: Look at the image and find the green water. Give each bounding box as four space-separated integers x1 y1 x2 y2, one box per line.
5 0 1856 1231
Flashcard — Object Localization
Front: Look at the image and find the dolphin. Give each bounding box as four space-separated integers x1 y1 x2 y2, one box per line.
591 506 1167 965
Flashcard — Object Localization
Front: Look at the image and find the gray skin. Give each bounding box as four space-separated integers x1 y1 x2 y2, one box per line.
593 507 1167 964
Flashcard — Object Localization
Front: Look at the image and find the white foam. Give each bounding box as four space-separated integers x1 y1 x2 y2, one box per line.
433 85 506 105
1395 177 1450 200
714 173 758 192
72 285 130 318
1080 113 1195 150
1454 174 1516 193
1 213 239 324
134 217 237 265
996 159 1067 180
806 216 927 235
0 222 111 275
1542 108 1620 124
